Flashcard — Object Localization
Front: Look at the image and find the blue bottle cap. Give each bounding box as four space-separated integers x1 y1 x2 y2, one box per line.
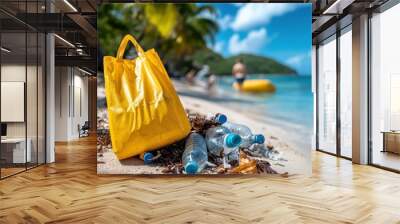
143 152 153 164
225 133 241 148
185 161 198 174
254 134 265 144
215 114 227 124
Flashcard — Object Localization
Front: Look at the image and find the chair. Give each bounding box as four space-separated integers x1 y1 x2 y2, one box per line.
78 121 90 138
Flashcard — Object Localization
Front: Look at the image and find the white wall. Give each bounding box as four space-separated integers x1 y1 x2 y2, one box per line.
1 63 46 164
55 66 89 141
1 65 41 138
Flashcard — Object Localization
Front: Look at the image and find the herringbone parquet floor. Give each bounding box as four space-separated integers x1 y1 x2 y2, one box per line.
1 136 400 223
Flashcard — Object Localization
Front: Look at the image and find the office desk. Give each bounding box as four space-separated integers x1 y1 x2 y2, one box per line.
382 131 400 154
1 138 31 163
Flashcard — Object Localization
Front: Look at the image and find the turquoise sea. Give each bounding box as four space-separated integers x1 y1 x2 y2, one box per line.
217 74 313 148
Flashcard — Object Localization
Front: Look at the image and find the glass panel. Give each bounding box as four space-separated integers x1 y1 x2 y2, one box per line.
339 27 352 158
38 32 45 165
371 4 400 171
0 9 28 177
27 30 38 169
317 35 337 154
26 0 39 169
0 0 46 178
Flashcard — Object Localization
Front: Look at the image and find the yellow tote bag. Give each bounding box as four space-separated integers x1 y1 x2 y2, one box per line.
103 34 191 160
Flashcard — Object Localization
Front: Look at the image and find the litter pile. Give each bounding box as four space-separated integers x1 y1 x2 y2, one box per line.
140 111 285 175
97 110 285 175
161 111 283 174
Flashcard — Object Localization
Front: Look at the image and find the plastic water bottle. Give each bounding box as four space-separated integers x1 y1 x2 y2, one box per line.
206 113 227 124
205 126 242 168
182 133 208 174
222 122 265 148
140 151 160 164
141 152 154 165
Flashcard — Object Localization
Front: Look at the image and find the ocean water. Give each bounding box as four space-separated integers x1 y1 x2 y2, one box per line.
217 74 313 148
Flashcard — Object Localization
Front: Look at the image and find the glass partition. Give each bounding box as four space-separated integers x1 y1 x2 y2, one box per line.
27 30 38 169
0 0 46 179
0 25 28 178
370 3 400 171
339 26 352 158
38 32 45 165
317 35 337 154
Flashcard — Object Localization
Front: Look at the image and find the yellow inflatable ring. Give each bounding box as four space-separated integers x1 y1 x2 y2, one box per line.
233 79 276 93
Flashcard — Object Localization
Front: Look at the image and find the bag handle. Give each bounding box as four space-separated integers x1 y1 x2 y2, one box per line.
116 34 145 59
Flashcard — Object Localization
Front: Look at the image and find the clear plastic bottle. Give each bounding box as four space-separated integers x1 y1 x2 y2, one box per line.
222 122 265 148
182 133 209 174
206 113 227 124
205 126 242 168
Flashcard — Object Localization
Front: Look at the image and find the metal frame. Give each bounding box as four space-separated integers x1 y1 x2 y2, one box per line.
336 25 341 157
315 21 353 162
367 10 373 166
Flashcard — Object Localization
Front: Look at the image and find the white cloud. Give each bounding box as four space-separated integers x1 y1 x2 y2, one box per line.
217 15 232 30
285 52 311 74
231 3 298 31
229 28 268 55
200 10 232 31
286 52 311 66
212 41 224 54
286 55 304 66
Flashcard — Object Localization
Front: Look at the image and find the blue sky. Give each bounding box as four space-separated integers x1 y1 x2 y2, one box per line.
201 3 312 75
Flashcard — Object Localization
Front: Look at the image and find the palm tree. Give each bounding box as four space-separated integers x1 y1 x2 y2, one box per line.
142 4 219 72
99 3 219 74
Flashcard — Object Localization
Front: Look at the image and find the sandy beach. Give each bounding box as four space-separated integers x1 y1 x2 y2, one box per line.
97 79 311 175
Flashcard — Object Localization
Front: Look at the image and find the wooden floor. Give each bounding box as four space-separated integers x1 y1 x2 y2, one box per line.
1 136 400 223
372 150 400 171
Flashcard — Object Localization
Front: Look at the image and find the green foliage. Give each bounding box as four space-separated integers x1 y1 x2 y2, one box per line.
193 49 296 75
98 3 218 68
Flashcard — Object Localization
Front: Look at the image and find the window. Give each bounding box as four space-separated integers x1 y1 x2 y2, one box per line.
370 3 400 171
317 35 337 154
339 26 352 158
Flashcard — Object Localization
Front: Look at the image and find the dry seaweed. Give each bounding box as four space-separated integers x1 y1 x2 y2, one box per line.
187 111 220 135
161 163 184 174
97 126 111 154
256 160 278 174
153 139 186 166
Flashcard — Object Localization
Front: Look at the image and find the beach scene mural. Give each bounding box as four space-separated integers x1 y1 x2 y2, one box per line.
97 3 312 175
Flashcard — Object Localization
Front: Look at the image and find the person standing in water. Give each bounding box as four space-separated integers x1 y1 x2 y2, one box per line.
232 58 247 87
